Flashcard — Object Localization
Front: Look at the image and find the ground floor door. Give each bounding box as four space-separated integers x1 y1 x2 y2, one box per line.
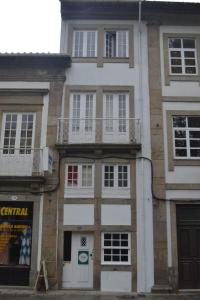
62 232 94 289
177 205 200 289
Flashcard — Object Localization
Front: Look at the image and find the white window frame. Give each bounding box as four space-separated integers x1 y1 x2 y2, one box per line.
1 112 36 155
173 116 200 159
66 164 94 188
102 164 130 199
104 30 129 58
69 92 96 144
168 37 198 75
101 232 131 265
73 30 97 57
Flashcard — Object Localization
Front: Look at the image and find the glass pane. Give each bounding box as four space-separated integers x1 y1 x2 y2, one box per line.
105 31 116 58
104 255 111 262
184 51 195 58
171 59 181 65
188 117 200 128
169 38 181 48
87 31 96 57
113 256 120 261
185 59 196 66
190 149 200 157
121 256 128 262
190 140 200 147
170 51 181 57
185 67 196 74
104 233 111 239
171 67 182 74
173 116 186 128
117 31 127 57
189 131 200 138
175 140 186 147
175 149 187 157
175 130 186 138
183 39 195 49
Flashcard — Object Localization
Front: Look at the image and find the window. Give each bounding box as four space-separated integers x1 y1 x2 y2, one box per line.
103 165 129 188
66 164 93 188
1 113 35 155
73 30 97 57
102 232 131 265
69 93 96 143
173 116 200 158
169 38 197 75
105 31 129 58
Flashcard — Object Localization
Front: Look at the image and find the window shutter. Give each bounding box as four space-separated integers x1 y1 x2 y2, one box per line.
74 31 84 57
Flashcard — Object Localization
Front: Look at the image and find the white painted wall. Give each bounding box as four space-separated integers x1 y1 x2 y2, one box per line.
163 101 200 184
101 271 132 292
160 26 200 97
101 205 131 225
63 204 94 225
61 19 154 293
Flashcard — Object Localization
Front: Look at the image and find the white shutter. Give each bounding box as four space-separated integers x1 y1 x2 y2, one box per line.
86 31 96 57
117 31 128 57
74 31 84 57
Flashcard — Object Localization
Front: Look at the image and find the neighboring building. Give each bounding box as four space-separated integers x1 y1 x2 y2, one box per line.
0 54 71 287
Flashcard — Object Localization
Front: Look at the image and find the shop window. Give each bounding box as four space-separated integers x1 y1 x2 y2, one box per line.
0 202 33 267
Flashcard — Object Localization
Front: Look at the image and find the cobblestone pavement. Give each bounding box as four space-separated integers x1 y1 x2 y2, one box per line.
0 291 200 300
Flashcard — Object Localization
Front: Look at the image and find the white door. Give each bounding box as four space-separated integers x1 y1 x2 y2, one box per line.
69 93 96 143
103 93 129 143
62 232 94 288
0 113 36 176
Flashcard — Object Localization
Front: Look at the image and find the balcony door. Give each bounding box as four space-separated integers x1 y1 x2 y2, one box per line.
103 93 129 143
69 93 96 143
0 113 35 176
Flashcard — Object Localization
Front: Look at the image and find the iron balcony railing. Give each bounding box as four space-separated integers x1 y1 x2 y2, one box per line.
57 118 141 144
0 148 44 176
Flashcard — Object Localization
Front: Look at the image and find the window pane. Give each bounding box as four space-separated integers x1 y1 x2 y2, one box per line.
175 130 186 138
105 31 116 58
171 67 182 74
74 31 84 57
190 149 200 157
173 116 186 128
185 59 196 66
87 31 96 57
82 165 92 187
171 59 181 66
184 51 195 58
188 117 200 128
117 31 128 57
67 165 78 186
190 131 200 138
183 39 195 49
185 67 196 74
175 149 187 157
85 94 93 132
104 165 114 187
72 94 80 132
190 140 200 148
169 38 181 48
170 51 181 57
175 140 187 147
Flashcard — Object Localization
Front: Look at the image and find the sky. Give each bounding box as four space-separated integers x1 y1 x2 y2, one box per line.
0 0 200 54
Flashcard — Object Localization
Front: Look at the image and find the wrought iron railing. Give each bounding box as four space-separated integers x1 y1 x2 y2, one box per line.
57 118 141 144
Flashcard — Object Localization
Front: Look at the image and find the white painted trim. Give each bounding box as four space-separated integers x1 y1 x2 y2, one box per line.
166 200 172 268
0 82 50 90
37 194 44 271
40 94 49 148
166 190 200 199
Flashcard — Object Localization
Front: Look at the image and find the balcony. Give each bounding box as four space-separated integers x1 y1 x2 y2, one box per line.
57 118 141 145
0 148 46 176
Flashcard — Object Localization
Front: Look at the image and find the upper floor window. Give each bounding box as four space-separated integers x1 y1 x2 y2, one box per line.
104 31 129 58
173 116 200 158
65 164 94 198
1 113 35 155
102 164 130 198
73 30 97 57
101 232 131 265
169 38 197 75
